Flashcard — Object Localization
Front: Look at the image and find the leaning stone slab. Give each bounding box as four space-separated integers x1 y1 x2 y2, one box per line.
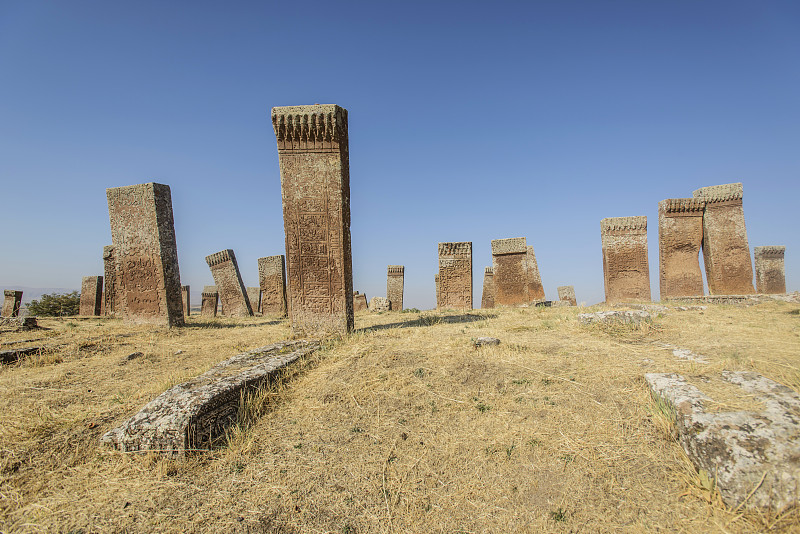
646 372 800 511
2 290 22 317
101 339 320 456
578 310 653 325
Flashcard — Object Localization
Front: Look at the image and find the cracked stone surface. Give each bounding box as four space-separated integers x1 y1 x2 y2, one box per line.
646 371 800 511
101 339 320 456
578 310 654 325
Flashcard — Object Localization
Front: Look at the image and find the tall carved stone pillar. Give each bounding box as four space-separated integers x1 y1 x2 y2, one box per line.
658 198 705 299
481 267 495 309
601 216 651 303
80 276 103 316
437 242 472 310
387 265 404 311
754 246 786 294
272 104 354 335
103 245 117 316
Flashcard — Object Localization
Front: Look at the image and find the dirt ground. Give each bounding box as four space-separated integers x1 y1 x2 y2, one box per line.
1 299 798 533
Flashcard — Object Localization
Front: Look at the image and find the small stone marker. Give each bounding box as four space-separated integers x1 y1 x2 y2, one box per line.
246 287 261 315
646 371 800 511
79 276 103 316
103 245 116 316
200 286 218 318
658 198 705 299
578 310 653 325
473 337 500 348
257 255 287 317
101 339 320 456
754 246 786 294
600 216 651 303
353 291 368 312
437 242 472 310
481 267 495 309
107 182 184 326
387 265 404 311
557 286 577 306
369 296 390 312
272 104 354 335
2 290 22 317
693 183 755 295
205 249 253 317
181 285 190 317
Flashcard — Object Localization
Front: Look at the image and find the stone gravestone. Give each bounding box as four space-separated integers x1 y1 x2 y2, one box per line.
369 296 390 312
103 245 116 316
754 246 786 294
434 274 440 308
201 286 218 317
437 242 472 310
491 237 528 306
557 285 577 306
272 104 354 335
525 246 546 301
79 276 103 316
387 265 404 311
658 198 705 299
246 287 261 315
107 183 184 327
2 290 22 317
693 183 754 295
181 285 190 317
353 291 368 312
481 267 495 309
205 250 252 317
600 216 651 303
257 255 287 317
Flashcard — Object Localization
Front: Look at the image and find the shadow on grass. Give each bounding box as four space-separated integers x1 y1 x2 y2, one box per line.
183 319 285 329
357 313 497 333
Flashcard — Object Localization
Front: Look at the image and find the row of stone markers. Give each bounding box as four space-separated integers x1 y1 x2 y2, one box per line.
601 182 787 303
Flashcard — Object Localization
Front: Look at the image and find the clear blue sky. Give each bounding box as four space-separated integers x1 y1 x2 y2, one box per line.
1 0 798 308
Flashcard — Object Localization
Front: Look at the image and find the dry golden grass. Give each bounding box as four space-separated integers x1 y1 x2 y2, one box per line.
1 301 798 533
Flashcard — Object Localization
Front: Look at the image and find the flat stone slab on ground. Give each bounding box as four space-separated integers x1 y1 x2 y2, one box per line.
646 371 800 512
0 346 41 364
102 339 320 456
473 337 500 347
0 316 39 332
578 310 654 325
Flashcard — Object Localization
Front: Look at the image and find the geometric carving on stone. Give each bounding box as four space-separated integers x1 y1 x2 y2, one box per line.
106 183 184 327
658 198 705 300
353 291 368 312
101 339 320 457
600 216 651 303
387 265 404 311
693 183 754 295
646 371 800 512
181 285 190 317
491 237 528 306
481 267 495 309
79 276 103 316
754 246 786 294
205 249 253 318
557 285 577 306
257 255 287 317
437 242 472 310
246 287 261 315
272 104 354 335
201 286 218 318
103 245 117 316
525 245 545 301
2 290 23 317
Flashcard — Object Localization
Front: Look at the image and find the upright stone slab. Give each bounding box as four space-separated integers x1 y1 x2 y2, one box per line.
525 245 546 300
79 276 103 316
600 216 651 303
557 285 577 306
181 286 190 317
387 265 404 311
205 250 252 317
246 287 261 315
754 246 786 294
102 246 117 316
2 290 22 317
107 183 184 327
693 183 754 295
437 242 472 310
353 291 368 312
481 267 495 309
491 238 528 306
369 296 390 312
434 274 440 309
257 255 287 317
272 104 354 335
658 198 705 300
201 286 218 317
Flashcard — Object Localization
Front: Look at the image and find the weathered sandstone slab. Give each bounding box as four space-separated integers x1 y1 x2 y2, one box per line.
369 296 390 312
200 286 218 318
754 246 786 295
181 285 190 316
438 242 472 310
246 287 261 315
79 276 103 316
526 246 545 301
387 265 404 311
557 286 577 306
481 267 495 309
658 198 705 299
2 290 22 317
103 245 117 316
353 291 368 312
205 250 252 317
601 216 651 303
578 310 653 325
258 255 287 317
491 238 528 306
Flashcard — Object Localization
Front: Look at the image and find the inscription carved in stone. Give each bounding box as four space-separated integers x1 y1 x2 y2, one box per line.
658 198 705 299
107 183 184 326
693 183 754 295
2 290 22 317
387 265 404 311
481 267 495 309
103 246 117 316
272 104 354 335
80 276 103 316
754 246 786 294
491 238 528 306
601 216 651 303
201 286 218 318
437 242 472 310
205 250 252 317
257 255 287 317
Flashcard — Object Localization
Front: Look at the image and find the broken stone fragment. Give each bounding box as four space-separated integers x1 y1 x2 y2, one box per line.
578 310 653 325
473 337 500 348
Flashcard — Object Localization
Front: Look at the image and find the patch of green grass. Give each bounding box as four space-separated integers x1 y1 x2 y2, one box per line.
550 507 568 522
